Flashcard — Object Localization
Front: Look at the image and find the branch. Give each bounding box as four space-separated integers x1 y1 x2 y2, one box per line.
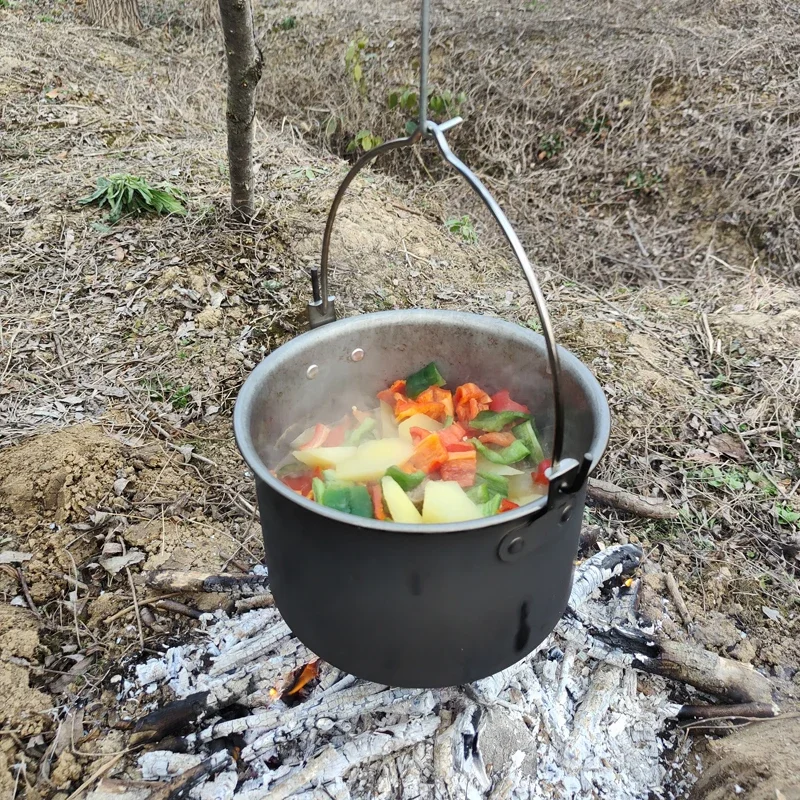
588 478 680 520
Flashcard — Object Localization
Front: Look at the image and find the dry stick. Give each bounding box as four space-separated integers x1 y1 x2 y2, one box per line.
677 702 778 721
145 569 271 596
153 599 203 620
587 477 680 520
15 567 42 620
126 567 145 651
64 751 129 800
665 571 693 627
218 0 263 219
105 592 185 624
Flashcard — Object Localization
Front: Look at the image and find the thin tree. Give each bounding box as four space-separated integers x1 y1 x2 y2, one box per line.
217 0 263 219
87 0 142 35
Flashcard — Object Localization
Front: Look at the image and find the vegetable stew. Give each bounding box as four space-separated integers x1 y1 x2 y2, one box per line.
272 362 550 524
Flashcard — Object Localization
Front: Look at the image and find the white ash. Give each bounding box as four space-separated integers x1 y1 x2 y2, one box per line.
115 547 688 800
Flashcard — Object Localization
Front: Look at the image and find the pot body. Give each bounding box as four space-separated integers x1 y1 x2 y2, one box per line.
234 310 610 688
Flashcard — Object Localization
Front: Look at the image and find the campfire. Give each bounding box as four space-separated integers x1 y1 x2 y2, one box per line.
86 542 776 800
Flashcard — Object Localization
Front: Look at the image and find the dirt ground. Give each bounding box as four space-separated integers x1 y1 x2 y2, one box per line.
1 1 799 797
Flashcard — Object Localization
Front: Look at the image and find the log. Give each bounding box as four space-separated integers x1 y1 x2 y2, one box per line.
145 570 271 596
588 478 680 520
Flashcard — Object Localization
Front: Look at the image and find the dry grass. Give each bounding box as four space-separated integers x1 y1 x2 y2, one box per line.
222 0 800 288
0 2 799 796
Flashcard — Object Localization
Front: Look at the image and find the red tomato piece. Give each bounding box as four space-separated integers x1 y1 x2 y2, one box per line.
490 390 530 414
499 498 520 513
282 474 313 495
532 459 552 487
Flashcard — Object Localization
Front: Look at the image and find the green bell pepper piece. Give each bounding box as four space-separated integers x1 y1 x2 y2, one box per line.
346 417 376 445
443 414 454 428
466 483 490 504
470 410 530 432
349 485 374 518
312 477 326 504
321 483 352 513
405 362 446 399
471 439 530 465
384 466 426 492
478 494 504 517
512 420 545 463
476 471 509 498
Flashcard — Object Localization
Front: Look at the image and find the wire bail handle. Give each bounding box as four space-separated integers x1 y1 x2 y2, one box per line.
309 0 570 473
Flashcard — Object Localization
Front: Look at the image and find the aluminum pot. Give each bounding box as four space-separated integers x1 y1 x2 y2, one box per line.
234 310 609 687
233 120 610 688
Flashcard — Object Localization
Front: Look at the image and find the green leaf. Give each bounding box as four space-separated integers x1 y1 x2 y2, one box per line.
324 116 338 136
405 119 418 135
352 63 362 83
388 92 399 109
346 139 358 154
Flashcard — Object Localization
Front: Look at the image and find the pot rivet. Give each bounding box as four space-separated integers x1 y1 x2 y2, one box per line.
508 537 524 555
351 348 365 362
561 504 573 522
306 364 319 379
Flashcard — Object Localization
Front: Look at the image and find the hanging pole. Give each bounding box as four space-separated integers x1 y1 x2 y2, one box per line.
418 0 430 136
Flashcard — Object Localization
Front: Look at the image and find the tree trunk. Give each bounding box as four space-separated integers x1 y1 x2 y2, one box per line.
87 0 142 35
218 0 262 219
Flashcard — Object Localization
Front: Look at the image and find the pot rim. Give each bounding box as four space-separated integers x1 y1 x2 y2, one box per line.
234 309 610 535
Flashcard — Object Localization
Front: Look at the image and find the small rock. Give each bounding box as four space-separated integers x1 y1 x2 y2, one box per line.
730 639 756 663
51 751 81 789
196 306 223 329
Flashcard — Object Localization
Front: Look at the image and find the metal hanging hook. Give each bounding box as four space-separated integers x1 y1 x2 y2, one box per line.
309 0 566 469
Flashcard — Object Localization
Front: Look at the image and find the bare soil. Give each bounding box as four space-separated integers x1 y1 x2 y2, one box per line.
1 1 799 798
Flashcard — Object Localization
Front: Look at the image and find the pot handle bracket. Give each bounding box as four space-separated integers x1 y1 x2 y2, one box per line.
310 0 596 488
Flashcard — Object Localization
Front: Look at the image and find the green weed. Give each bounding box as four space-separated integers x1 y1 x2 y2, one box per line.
626 169 663 195
345 36 369 95
276 16 296 30
141 375 193 411
537 132 565 160
446 215 478 243
346 129 383 154
776 503 800 526
79 174 186 224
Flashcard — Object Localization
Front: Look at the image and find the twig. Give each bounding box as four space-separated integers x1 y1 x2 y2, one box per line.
127 567 145 651
153 599 203 620
64 751 129 800
587 478 680 520
105 593 185 624
665 571 693 627
677 702 778 721
129 407 174 441
15 567 41 620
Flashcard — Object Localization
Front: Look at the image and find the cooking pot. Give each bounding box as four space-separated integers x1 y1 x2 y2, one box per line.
234 116 610 687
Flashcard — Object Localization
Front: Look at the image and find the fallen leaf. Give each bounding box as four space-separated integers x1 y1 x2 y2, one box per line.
708 433 747 462
99 550 144 575
762 605 784 623
284 659 321 697
113 478 129 496
685 448 718 464
0 551 33 565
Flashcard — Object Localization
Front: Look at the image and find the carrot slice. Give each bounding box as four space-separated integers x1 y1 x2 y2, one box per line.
377 380 407 407
438 423 467 449
402 433 449 474
370 484 386 520
416 386 454 419
478 432 516 447
395 399 446 423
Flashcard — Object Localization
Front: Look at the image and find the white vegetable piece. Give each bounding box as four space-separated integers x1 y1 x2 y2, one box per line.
422 480 482 523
